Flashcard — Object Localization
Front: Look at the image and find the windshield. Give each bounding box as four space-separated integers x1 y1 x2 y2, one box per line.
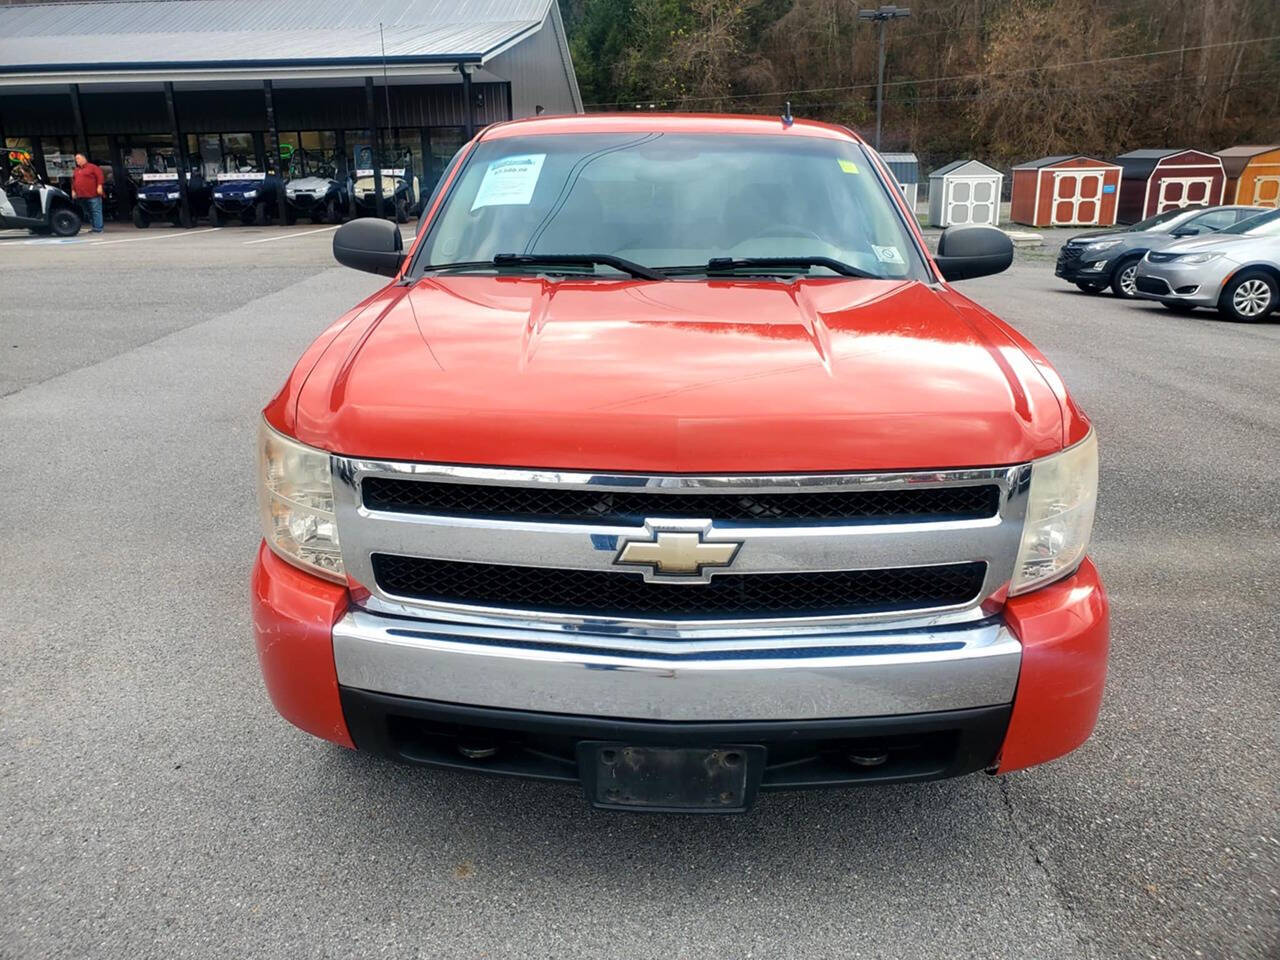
1220 209 1280 236
1129 208 1194 232
412 132 926 280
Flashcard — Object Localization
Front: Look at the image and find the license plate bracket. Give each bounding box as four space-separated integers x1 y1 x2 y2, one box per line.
579 742 765 813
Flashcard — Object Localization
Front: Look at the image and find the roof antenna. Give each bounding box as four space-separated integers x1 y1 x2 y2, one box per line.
781 101 794 127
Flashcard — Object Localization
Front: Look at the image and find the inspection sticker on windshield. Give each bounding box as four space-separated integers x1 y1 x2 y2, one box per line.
471 154 546 210
872 244 905 264
837 158 860 174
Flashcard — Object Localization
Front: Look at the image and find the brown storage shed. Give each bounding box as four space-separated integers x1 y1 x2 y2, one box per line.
1216 145 1280 207
1010 155 1122 227
1113 149 1226 224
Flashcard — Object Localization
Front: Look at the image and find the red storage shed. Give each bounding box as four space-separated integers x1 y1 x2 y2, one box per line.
1010 155 1122 227
1113 149 1226 224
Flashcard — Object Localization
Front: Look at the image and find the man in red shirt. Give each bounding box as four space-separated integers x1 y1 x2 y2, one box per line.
71 153 106 233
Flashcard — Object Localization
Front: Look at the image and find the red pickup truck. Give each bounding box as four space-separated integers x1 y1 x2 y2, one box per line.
253 114 1107 812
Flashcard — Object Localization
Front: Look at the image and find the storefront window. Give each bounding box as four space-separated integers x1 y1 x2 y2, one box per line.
42 136 78 187
426 127 466 193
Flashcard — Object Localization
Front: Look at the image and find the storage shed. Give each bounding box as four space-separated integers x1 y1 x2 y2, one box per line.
1216 146 1280 207
1113 149 1225 224
879 152 921 211
928 160 1002 227
1009 155 1122 227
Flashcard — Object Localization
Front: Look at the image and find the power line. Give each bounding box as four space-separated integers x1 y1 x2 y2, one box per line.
581 32 1280 108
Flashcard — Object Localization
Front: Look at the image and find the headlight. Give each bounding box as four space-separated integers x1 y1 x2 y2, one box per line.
245 190 258 199
257 420 344 582
1176 252 1222 264
167 191 180 199
1010 432 1098 595
1083 239 1122 254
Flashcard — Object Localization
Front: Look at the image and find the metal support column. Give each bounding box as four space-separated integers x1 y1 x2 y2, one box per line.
365 76 384 218
263 79 289 225
0 110 10 181
334 129 349 219
30 135 49 181
107 134 128 221
163 81 192 226
459 64 475 140
68 83 89 156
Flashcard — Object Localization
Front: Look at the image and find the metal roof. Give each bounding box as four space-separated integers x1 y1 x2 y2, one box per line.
930 159 1001 179
1011 154 1119 170
878 152 919 183
0 0 554 72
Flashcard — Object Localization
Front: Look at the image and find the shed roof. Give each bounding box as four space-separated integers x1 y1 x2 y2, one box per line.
0 0 553 73
879 152 920 183
930 159 1001 179
1216 145 1280 178
1114 148 1217 181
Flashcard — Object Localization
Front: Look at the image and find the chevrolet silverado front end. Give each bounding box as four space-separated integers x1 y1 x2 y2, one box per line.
252 114 1108 812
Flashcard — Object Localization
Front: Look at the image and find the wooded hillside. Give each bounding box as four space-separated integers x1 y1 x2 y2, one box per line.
560 0 1280 169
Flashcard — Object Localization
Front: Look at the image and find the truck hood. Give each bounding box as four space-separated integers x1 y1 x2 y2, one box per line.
292 275 1065 472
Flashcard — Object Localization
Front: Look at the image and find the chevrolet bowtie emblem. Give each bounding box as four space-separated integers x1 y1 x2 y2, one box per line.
614 522 742 582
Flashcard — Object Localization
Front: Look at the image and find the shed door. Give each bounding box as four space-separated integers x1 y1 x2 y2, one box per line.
1252 176 1280 207
1051 171 1103 225
945 177 996 225
1156 177 1214 213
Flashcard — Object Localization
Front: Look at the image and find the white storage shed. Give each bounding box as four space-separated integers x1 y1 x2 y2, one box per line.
928 159 1003 227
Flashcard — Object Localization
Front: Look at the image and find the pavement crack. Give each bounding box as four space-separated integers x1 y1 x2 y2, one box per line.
998 777 1098 959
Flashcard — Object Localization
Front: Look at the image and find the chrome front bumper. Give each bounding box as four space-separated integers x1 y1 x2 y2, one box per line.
332 609 1022 722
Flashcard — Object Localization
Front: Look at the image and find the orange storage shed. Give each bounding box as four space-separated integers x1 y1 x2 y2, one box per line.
1010 155 1122 227
1216 145 1280 207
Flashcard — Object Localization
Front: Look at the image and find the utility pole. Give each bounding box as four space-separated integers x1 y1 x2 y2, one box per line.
857 4 910 150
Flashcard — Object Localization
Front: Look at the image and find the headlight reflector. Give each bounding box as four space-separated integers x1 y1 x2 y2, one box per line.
257 420 344 582
1083 239 1122 254
1010 432 1098 595
1176 252 1222 264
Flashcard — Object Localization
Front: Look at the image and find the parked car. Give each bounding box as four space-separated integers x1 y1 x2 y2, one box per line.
1134 208 1280 321
132 171 211 228
252 114 1109 813
209 170 283 226
0 170 81 236
284 150 348 224
1056 204 1265 298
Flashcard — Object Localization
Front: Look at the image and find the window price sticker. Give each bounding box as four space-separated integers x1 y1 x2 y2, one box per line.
472 154 546 210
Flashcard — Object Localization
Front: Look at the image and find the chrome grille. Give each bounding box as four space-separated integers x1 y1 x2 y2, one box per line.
332 459 1030 640
362 476 1001 524
371 554 988 619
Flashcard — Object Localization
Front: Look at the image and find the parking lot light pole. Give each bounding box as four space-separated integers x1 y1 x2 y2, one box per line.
857 4 910 150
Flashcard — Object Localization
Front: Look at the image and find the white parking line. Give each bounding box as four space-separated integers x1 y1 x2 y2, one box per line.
75 228 221 247
242 226 339 245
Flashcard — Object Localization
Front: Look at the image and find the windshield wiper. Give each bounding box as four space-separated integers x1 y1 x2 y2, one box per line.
492 253 667 280
419 254 667 280
667 256 879 280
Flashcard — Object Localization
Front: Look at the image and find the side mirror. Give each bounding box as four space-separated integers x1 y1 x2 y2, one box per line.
936 226 1013 281
1171 227 1198 237
934 225 1014 281
333 217 404 277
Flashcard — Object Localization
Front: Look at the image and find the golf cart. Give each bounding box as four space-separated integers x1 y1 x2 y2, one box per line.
350 152 419 222
132 153 212 228
0 151 81 236
209 156 284 226
284 148 349 224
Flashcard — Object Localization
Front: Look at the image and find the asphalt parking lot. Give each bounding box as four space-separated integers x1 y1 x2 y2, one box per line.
1 222 1277 960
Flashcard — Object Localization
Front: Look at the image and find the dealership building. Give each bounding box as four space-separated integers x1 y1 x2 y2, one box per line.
0 0 581 221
